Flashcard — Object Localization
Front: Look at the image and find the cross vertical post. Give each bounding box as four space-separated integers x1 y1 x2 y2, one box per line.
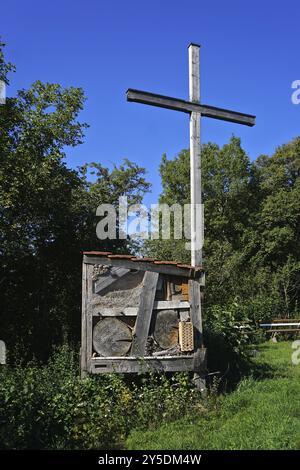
127 44 255 267
188 43 202 267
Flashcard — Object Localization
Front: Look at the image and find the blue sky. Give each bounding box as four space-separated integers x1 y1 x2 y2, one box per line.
1 0 300 204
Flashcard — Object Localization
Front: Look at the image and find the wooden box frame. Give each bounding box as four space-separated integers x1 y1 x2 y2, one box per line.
80 253 206 378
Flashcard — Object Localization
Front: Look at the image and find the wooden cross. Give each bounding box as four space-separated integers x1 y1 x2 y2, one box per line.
127 44 255 267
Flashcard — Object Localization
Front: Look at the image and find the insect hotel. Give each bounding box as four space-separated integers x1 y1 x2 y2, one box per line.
80 44 255 387
80 252 206 378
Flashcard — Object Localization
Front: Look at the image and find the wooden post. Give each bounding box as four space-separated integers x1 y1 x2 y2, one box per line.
188 279 203 346
80 262 88 377
189 279 206 393
81 262 93 377
188 43 202 267
86 264 94 373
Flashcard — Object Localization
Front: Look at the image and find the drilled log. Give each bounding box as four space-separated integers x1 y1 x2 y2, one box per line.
93 318 132 357
154 309 179 349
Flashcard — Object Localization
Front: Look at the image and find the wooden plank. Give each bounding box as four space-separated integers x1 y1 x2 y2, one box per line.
189 43 200 103
86 264 94 373
189 43 202 267
127 89 255 126
265 329 300 333
92 301 190 317
93 267 130 293
91 355 196 374
190 109 202 266
87 312 93 373
201 104 256 126
189 279 206 392
193 348 207 392
153 300 190 310
131 271 159 356
189 279 203 353
80 262 88 377
93 354 193 360
260 322 300 327
83 255 203 279
92 307 138 316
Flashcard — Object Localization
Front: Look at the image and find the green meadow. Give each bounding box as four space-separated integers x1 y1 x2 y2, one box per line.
127 342 300 450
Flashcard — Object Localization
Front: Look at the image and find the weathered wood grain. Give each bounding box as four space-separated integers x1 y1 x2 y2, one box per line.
91 355 196 373
189 44 202 267
92 307 138 317
153 309 179 349
131 271 159 356
91 300 190 317
83 255 203 279
80 262 88 377
188 279 203 351
127 89 255 126
93 318 132 356
153 300 190 310
86 264 94 373
189 278 206 391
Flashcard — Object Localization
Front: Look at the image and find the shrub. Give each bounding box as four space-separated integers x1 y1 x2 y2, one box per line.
203 300 265 387
0 345 205 449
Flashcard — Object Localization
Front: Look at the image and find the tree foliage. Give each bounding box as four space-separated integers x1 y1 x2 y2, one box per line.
0 41 150 361
145 136 300 316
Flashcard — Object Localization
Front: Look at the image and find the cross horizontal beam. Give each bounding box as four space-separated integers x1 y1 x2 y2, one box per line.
127 89 255 127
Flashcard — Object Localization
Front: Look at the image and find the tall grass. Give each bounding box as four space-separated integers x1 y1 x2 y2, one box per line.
127 342 300 450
